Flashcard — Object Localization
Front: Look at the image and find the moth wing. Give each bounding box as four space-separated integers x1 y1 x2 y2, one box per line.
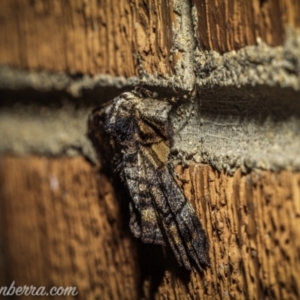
136 142 209 270
161 167 210 270
123 151 165 246
135 147 194 270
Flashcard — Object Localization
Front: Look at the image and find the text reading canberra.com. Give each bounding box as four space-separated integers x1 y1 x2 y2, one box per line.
0 281 78 297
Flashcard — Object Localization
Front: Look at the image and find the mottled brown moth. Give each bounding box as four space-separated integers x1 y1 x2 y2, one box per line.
89 88 209 272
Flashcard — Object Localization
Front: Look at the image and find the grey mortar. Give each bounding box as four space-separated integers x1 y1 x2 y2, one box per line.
0 101 97 161
0 0 300 173
194 28 300 90
169 0 196 91
174 26 300 173
170 85 300 173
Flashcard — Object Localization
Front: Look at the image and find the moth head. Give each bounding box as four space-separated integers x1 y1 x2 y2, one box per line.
105 92 139 142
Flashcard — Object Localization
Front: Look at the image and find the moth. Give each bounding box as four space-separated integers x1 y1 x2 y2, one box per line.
89 88 209 272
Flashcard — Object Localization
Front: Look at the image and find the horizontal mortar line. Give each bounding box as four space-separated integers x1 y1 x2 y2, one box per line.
203 134 242 141
202 121 240 126
0 65 194 96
